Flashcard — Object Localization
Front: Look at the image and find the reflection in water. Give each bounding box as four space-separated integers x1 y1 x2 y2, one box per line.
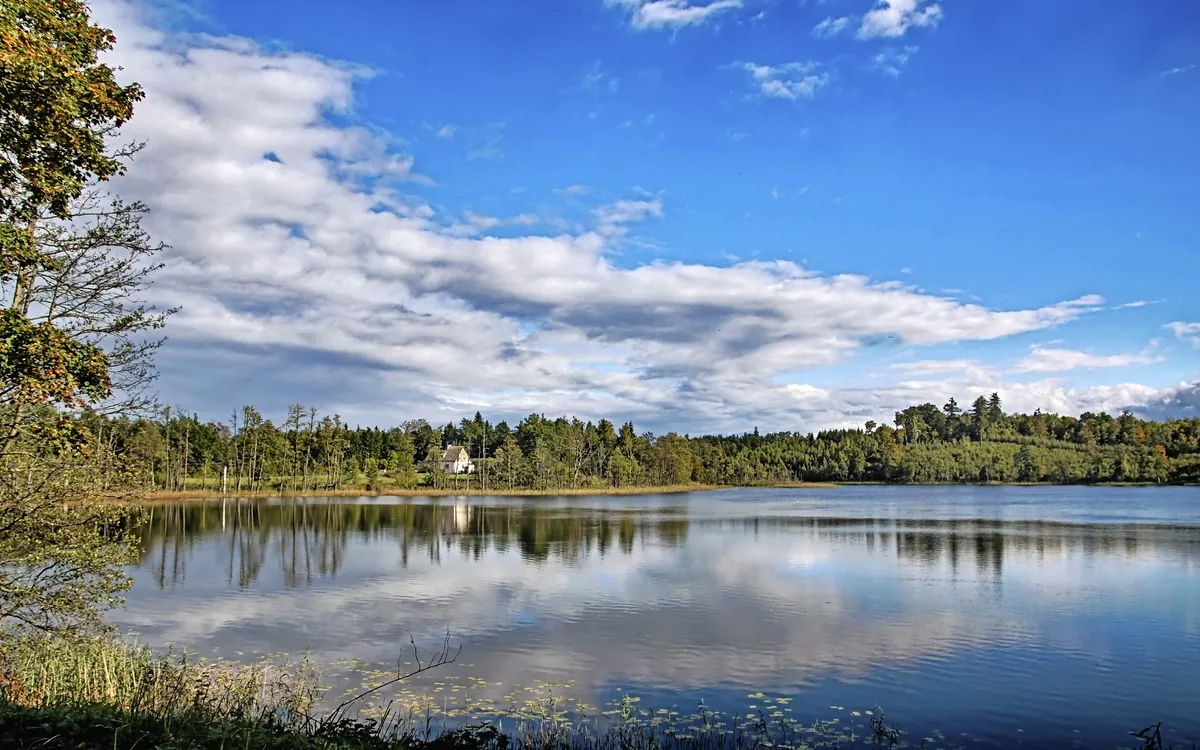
119 490 1200 750
136 498 1196 591
137 500 692 588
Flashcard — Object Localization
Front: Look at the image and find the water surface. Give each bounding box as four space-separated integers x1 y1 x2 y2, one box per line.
114 486 1200 748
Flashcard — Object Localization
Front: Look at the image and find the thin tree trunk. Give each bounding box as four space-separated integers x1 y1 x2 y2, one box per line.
182 419 190 492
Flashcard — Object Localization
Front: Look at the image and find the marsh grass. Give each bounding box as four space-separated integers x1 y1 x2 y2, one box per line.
0 634 320 723
0 635 1186 750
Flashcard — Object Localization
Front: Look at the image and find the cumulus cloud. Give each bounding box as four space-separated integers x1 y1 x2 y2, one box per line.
605 0 742 30
1009 346 1163 374
1167 322 1200 347
1132 381 1200 420
738 62 829 100
83 0 1180 434
811 16 852 38
859 0 943 39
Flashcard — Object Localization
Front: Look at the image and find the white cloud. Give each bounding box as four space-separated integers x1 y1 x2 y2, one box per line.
578 60 620 94
770 185 809 200
555 184 592 197
1114 300 1158 309
446 210 543 237
81 0 1178 435
872 46 918 77
1009 346 1163 374
606 0 742 30
467 141 504 160
1161 64 1196 77
1167 321 1200 347
593 198 665 236
891 359 997 379
118 519 1081 698
1001 381 1167 419
738 61 829 100
858 0 942 39
811 16 851 38
835 368 1174 430
435 124 456 139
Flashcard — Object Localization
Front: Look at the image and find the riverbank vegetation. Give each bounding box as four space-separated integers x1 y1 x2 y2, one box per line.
12 634 1184 750
1 0 157 636
0 634 875 749
81 397 1200 496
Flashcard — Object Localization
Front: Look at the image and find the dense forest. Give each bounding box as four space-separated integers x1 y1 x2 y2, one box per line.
77 394 1200 491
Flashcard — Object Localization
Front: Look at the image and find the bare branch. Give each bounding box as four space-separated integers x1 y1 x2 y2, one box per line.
326 631 461 722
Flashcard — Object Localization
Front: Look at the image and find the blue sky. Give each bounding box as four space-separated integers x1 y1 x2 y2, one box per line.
99 0 1200 431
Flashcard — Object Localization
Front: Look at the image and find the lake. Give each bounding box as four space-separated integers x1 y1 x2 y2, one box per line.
112 486 1200 749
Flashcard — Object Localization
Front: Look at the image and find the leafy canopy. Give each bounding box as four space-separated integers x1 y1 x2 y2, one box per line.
1 0 151 635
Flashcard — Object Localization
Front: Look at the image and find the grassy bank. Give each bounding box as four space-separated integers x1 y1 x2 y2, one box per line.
132 479 1192 503
141 481 856 502
0 635 1185 750
0 635 913 750
141 484 727 501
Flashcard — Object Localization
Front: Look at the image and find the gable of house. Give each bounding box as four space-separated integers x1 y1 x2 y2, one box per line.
440 446 467 463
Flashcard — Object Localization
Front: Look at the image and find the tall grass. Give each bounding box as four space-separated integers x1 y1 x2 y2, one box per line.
0 634 320 724
0 634 907 749
0 634 1186 750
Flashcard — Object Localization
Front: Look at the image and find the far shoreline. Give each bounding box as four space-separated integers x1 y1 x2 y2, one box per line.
141 483 729 502
135 479 1194 503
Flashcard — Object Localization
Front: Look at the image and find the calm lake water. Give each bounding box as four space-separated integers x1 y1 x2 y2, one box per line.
113 486 1200 749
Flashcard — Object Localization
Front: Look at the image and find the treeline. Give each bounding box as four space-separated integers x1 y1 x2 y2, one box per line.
78 393 1200 492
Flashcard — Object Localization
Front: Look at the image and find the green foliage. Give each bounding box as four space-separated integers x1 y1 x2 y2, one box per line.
81 398 1200 493
0 427 141 633
1 0 153 636
0 307 110 407
0 0 143 230
363 457 379 491
0 633 318 718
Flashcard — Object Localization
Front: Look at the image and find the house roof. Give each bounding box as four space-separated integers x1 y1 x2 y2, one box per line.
440 445 469 462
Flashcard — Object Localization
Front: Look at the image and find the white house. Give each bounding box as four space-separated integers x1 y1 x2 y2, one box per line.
434 445 475 474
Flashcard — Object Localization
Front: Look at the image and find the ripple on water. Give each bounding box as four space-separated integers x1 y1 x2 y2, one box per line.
115 488 1200 747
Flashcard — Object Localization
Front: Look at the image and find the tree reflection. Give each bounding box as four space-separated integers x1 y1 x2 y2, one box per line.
136 499 693 587
135 500 1198 590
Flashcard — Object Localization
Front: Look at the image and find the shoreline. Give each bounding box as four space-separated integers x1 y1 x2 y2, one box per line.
141 483 728 501
134 479 1194 502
